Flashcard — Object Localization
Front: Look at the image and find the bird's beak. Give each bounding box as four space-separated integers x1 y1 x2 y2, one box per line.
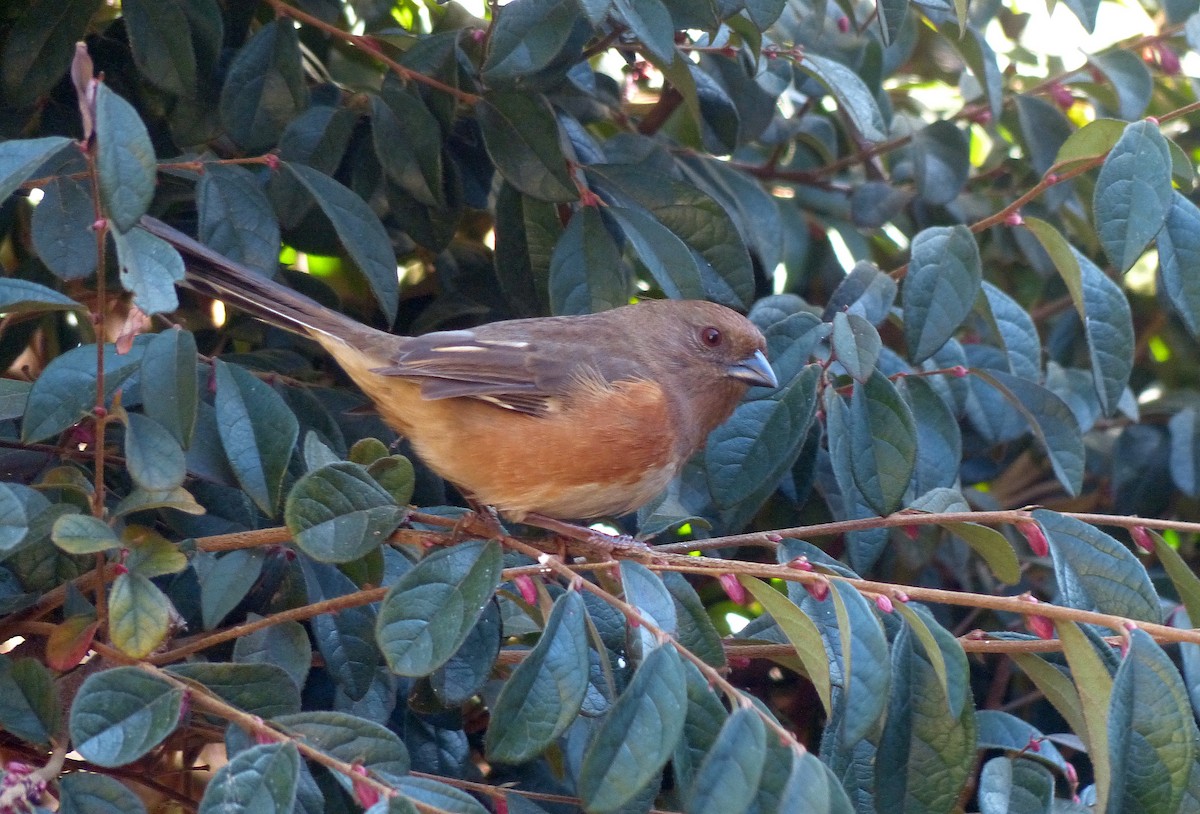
726 350 777 388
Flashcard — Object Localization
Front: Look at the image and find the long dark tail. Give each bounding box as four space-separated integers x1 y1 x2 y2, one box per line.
139 215 361 342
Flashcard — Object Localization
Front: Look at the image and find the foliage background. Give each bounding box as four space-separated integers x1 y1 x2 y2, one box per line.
3 0 1200 811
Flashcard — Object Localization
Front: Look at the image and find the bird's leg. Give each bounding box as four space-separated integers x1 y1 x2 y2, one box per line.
462 498 507 540
520 513 654 559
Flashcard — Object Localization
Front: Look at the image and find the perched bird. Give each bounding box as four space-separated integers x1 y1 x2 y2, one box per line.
142 216 776 522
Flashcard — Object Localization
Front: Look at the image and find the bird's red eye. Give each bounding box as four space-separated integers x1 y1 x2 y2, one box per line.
700 326 722 347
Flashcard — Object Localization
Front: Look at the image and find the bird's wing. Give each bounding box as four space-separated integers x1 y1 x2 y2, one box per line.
371 329 644 416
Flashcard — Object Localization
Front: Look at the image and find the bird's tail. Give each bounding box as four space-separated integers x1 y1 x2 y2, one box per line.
140 215 363 342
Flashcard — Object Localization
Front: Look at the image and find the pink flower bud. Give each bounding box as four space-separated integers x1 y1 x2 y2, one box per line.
1131 526 1153 553
352 765 380 808
1146 115 1160 126
894 591 909 603
1026 614 1055 640
875 595 894 613
837 16 850 32
514 574 538 605
806 579 830 602
1017 521 1049 558
719 573 747 605
787 556 814 571
950 365 969 378
902 525 920 541
728 656 751 669
1004 212 1024 226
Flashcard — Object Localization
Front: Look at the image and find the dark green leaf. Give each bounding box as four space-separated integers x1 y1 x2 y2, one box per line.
684 708 767 814
31 176 99 280
301 560 380 701
978 756 1055 814
976 710 1069 773
140 329 198 449
372 78 444 208
393 776 488 814
170 662 301 718
548 207 626 315
1108 629 1194 813
95 85 156 234
1157 192 1200 338
482 0 584 81
198 164 280 276
620 561 676 658
663 571 726 669
377 540 503 676
795 54 887 142
578 644 687 813
1093 119 1172 272
900 377 962 496
913 120 969 205
1091 50 1153 121
273 711 409 785
59 771 149 814
111 226 184 315
740 576 832 714
283 162 399 323
606 206 705 300
0 278 83 316
0 0 101 107
122 0 196 97
214 360 299 516
285 462 406 563
124 413 186 491
980 281 1042 382
198 549 265 630
69 668 184 767
1073 249 1133 415
486 591 590 763
612 0 675 63
832 312 880 383
944 24 1004 119
971 369 1084 496
233 614 312 691
829 582 891 747
0 655 58 745
477 93 577 203
1015 95 1074 177
903 225 982 363
0 137 71 203
1058 621 1113 808
1033 509 1159 621
219 20 307 151
849 370 917 516
198 742 299 814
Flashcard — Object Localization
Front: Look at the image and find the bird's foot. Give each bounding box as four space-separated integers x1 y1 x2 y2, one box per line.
521 513 655 561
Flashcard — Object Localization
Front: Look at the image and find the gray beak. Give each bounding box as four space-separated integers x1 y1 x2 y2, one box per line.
726 349 777 388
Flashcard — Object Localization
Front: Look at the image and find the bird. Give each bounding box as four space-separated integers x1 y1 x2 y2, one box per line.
141 216 777 523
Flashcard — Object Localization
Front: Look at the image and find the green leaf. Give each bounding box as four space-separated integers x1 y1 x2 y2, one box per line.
606 206 705 300
197 164 280 276
976 710 1069 773
829 582 891 746
477 93 577 203
1108 629 1194 813
795 54 887 142
285 462 406 563
903 225 982 363
831 312 880 383
940 521 1020 585
0 654 59 745
684 708 767 814
548 207 627 316
1033 509 1159 621
51 513 118 554
620 561 676 659
663 571 726 669
1146 528 1200 627
1058 620 1113 810
0 0 101 106
111 226 184 315
578 644 687 813
123 413 186 491
1010 653 1089 745
944 24 1004 119
486 591 590 763
1052 118 1126 172
366 455 416 506
122 526 187 578
913 120 969 205
978 756 1054 814
1014 94 1073 177
218 20 307 151
482 0 584 81
272 711 409 785
140 329 198 449
1091 50 1153 121
393 776 488 814
0 278 83 316
979 281 1041 382
970 369 1084 496
1022 215 1085 318
69 667 184 767
108 572 172 659
0 484 30 556
1157 193 1200 338
0 137 71 203
1073 248 1133 415
213 360 299 516
198 549 264 630
31 176 98 281
705 364 821 510
900 377 962 495
849 370 917 516
740 575 832 715
376 540 503 677
301 561 380 700
893 601 970 716
612 0 676 64
0 380 31 423
113 486 205 517
122 0 196 97
233 614 312 691
95 84 156 234
59 770 149 814
283 162 399 323
1093 120 1172 272
21 337 150 443
372 77 444 208
198 742 299 814
171 662 301 719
